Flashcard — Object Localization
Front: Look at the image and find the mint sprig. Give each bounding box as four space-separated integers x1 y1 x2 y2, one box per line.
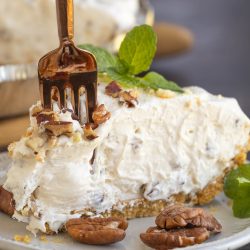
141 72 183 93
78 44 117 73
79 24 183 93
119 25 157 75
224 164 250 218
106 68 142 89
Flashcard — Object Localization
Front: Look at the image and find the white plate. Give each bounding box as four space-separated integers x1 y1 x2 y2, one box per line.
0 152 250 250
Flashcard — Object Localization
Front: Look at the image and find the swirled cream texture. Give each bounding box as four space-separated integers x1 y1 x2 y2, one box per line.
3 85 250 233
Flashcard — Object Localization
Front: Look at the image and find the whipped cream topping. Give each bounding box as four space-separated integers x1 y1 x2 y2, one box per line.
4 84 250 233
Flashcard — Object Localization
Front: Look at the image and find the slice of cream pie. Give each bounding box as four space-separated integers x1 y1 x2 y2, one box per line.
2 82 250 234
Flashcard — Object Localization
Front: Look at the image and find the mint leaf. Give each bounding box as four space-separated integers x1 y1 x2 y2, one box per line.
79 25 183 93
224 164 250 199
106 68 142 89
224 164 250 218
119 25 157 75
78 44 117 73
141 72 184 93
232 198 250 218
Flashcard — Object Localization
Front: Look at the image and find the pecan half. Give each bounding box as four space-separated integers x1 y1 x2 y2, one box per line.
140 227 210 250
119 91 138 108
84 123 98 140
44 121 73 136
105 81 122 98
155 205 222 233
66 217 128 245
92 104 111 125
0 186 15 216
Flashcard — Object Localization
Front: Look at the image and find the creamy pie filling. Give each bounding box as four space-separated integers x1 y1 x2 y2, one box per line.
3 85 250 233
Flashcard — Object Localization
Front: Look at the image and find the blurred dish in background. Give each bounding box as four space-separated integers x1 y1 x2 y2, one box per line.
0 64 38 118
0 0 153 65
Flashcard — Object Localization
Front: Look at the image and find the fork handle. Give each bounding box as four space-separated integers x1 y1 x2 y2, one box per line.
56 0 74 42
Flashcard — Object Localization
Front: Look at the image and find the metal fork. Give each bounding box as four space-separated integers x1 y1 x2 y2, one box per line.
38 0 97 124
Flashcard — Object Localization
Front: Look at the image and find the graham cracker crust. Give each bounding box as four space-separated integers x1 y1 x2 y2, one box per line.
100 150 247 220
102 168 228 219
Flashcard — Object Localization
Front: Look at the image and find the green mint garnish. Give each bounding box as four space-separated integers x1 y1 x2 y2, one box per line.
224 164 250 218
78 25 183 93
232 198 250 218
106 68 141 89
141 72 184 92
78 44 117 73
119 25 157 75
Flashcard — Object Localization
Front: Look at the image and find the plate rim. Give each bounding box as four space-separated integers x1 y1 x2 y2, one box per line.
0 221 250 250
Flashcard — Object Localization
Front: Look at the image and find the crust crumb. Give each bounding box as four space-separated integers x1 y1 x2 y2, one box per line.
14 235 32 244
196 97 202 106
184 101 192 109
40 234 48 242
234 149 247 165
208 206 217 214
156 89 176 99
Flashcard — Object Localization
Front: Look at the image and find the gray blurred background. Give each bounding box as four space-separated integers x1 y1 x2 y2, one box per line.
151 0 250 116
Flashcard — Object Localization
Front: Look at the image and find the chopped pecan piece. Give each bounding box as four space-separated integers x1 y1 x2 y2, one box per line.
89 123 99 130
105 81 122 98
36 110 58 125
66 217 128 245
0 186 15 216
92 104 111 125
84 123 98 140
119 91 138 108
155 205 222 233
62 108 79 121
44 121 73 136
140 227 210 250
31 105 43 117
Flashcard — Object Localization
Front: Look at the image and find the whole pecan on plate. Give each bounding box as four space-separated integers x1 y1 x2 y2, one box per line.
66 217 128 245
155 205 222 233
0 186 15 216
140 226 210 250
140 204 222 250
